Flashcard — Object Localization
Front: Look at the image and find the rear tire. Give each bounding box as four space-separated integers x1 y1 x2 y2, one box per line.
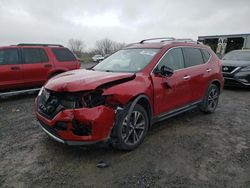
200 84 220 113
111 104 149 151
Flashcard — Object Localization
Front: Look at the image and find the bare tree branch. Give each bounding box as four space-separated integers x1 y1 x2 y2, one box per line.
95 38 126 55
68 39 85 57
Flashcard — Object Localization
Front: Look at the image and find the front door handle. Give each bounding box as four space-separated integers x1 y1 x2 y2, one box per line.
44 64 52 68
206 68 212 73
11 66 20 70
183 75 191 80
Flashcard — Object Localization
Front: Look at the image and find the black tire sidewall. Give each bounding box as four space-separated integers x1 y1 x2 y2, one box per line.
202 84 219 113
111 104 149 150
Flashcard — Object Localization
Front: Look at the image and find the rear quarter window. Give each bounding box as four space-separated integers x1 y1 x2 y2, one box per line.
201 49 211 63
182 47 204 67
52 48 76 62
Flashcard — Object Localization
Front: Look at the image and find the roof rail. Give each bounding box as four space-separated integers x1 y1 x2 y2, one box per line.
140 37 175 44
17 43 64 47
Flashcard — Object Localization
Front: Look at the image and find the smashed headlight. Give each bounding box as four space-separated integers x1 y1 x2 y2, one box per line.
38 88 119 112
81 90 106 108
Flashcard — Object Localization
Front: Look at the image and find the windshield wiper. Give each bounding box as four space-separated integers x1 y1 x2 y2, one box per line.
105 70 113 72
86 66 95 71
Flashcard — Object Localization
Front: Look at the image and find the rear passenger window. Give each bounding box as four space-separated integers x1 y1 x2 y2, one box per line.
157 48 185 71
182 48 204 67
201 49 211 62
52 48 76 62
23 48 48 64
0 48 19 65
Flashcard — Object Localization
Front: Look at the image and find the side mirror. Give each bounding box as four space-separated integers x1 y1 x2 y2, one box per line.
154 65 174 77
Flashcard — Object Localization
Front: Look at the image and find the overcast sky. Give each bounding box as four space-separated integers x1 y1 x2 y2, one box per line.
0 0 249 50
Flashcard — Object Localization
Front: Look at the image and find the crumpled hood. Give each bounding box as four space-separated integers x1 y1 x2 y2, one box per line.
222 60 250 67
45 69 135 92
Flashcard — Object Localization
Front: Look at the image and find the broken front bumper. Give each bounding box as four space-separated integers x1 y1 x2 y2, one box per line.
36 102 116 145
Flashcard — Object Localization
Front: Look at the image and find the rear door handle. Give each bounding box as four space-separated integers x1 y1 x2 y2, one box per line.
44 64 52 68
183 75 191 80
11 66 20 70
206 68 212 73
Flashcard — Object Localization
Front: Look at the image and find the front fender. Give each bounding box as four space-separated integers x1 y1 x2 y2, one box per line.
102 74 153 105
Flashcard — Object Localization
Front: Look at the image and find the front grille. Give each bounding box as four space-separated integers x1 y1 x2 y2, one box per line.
37 89 106 119
224 78 244 87
38 89 70 119
223 73 234 78
222 66 238 73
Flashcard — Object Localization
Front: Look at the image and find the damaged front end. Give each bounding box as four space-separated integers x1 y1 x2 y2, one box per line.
36 75 135 145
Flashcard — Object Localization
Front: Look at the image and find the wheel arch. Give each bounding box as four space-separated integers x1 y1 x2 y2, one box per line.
210 79 222 93
128 94 153 126
200 80 221 113
110 94 152 150
201 79 222 103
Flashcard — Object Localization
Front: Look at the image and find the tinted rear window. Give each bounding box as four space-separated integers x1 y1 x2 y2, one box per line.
52 48 76 62
0 48 19 65
22 48 49 64
182 48 204 67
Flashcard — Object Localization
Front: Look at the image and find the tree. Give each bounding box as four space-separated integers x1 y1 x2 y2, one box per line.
112 42 126 52
68 39 85 57
95 38 126 55
95 38 113 55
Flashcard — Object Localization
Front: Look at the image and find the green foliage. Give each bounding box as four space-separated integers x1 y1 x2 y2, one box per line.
79 54 92 63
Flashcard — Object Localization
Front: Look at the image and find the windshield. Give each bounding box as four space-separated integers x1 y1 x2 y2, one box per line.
93 48 160 73
223 51 250 61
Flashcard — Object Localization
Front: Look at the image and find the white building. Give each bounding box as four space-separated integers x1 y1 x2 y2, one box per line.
198 33 250 58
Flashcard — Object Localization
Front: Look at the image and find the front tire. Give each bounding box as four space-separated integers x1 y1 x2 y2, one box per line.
111 104 149 150
200 84 220 113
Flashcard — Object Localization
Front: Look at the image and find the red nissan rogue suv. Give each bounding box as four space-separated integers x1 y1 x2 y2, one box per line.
0 43 80 91
35 38 224 150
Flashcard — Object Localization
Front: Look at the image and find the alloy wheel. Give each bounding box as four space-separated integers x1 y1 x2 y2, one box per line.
208 88 219 110
121 111 146 146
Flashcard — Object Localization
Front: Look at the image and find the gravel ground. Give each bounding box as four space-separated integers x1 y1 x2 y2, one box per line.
1 82 250 187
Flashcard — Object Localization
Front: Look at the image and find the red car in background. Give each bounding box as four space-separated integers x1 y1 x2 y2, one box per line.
0 43 80 91
35 38 224 150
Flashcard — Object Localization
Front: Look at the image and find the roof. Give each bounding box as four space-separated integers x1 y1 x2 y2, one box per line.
1 43 64 48
126 38 203 49
17 43 64 47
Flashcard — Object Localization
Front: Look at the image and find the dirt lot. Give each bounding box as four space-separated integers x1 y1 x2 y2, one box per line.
1 86 250 187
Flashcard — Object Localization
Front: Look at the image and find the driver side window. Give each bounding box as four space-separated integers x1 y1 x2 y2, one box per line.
157 48 185 71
